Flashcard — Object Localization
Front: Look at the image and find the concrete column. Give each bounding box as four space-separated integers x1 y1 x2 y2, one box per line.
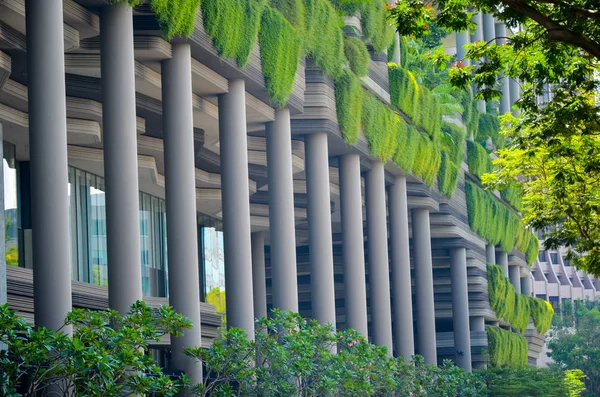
162 43 202 384
497 251 509 277
219 80 255 337
388 176 415 360
26 0 72 332
482 14 495 42
486 244 496 264
100 4 143 315
338 154 368 336
470 316 485 332
495 23 512 115
450 247 472 371
266 109 298 313
0 124 5 306
455 31 470 65
305 133 336 327
251 232 267 320
470 12 487 113
521 275 532 296
509 265 522 293
509 78 521 115
412 208 437 365
388 0 401 66
365 161 393 353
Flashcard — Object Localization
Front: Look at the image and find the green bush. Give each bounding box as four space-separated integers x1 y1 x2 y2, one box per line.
201 0 268 67
477 113 504 149
149 0 201 39
359 0 394 53
466 140 492 178
479 366 576 396
334 69 363 145
269 0 305 33
361 93 399 162
344 36 370 77
438 150 460 198
485 325 528 368
304 0 345 79
259 7 303 107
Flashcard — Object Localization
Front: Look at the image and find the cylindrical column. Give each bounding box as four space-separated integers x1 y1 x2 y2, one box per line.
0 125 4 306
482 14 495 42
100 4 143 315
521 275 532 296
412 208 437 365
470 12 487 113
219 80 255 337
509 78 521 116
486 244 496 264
470 316 485 332
450 247 473 371
388 0 402 66
509 265 522 293
388 176 415 360
162 43 202 384
455 31 470 65
266 109 298 313
497 251 509 277
339 154 368 336
251 232 267 320
365 160 393 353
305 133 336 327
26 0 72 332
495 23 512 115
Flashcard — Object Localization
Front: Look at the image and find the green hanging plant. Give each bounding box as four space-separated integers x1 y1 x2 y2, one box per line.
466 140 492 178
528 296 554 334
201 0 268 67
393 121 418 173
334 69 364 145
259 7 303 107
437 151 460 198
149 0 201 39
359 0 394 53
344 36 370 77
361 93 399 162
477 113 504 149
269 0 306 33
501 185 523 211
486 325 528 368
304 0 345 79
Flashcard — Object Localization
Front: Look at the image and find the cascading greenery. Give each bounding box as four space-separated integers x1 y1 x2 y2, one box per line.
394 122 419 173
201 0 268 67
149 0 201 39
485 325 528 368
388 64 442 141
359 0 395 53
437 151 460 198
411 132 442 186
361 93 399 162
304 0 345 79
501 185 523 211
270 0 306 33
466 182 538 261
487 264 554 334
258 7 303 107
334 70 363 145
435 122 466 198
451 88 479 138
466 140 492 178
477 113 504 149
344 36 371 77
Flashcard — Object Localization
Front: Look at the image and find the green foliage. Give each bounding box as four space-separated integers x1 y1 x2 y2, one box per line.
269 0 305 33
465 181 538 259
201 0 268 67
110 0 144 6
479 366 577 396
388 64 442 140
441 121 466 164
476 113 504 149
485 325 528 368
359 0 394 53
452 88 479 138
304 0 345 79
0 302 191 396
186 309 486 396
501 185 523 211
149 0 200 39
412 132 442 187
525 235 540 266
438 150 460 198
334 69 363 145
466 140 492 178
361 93 399 162
344 36 370 77
259 7 303 107
529 296 554 334
393 122 418 173
399 35 408 68
564 369 587 397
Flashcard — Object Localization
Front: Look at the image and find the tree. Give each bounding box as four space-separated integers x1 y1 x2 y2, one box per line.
0 301 192 397
548 302 600 396
389 1 600 275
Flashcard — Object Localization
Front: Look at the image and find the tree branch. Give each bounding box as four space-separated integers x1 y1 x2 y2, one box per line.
531 0 600 21
501 0 600 59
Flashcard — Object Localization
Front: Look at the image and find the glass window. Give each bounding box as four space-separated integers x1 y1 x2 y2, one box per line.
201 227 226 321
3 143 18 267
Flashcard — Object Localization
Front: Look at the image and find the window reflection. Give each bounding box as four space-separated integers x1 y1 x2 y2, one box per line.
201 227 226 321
3 143 18 267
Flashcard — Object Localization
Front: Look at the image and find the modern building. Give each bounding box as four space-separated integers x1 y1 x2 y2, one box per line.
0 1 593 379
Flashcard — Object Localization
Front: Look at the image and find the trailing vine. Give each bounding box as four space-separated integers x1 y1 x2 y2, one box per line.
304 0 345 79
466 140 492 178
529 296 554 334
344 36 371 77
149 0 201 39
334 70 363 145
359 0 394 53
437 151 460 198
486 325 528 368
361 93 399 162
477 113 504 149
259 7 303 107
270 0 306 33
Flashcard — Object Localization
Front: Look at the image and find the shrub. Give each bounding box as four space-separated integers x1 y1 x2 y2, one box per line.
334 69 363 145
485 325 528 368
259 7 303 107
479 366 576 396
344 36 370 77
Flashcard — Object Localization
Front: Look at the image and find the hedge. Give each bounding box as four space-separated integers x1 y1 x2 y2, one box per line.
344 36 370 77
359 0 394 53
486 325 528 368
201 0 268 67
334 70 363 145
361 93 399 162
477 113 504 149
437 151 460 198
259 7 303 107
304 0 345 79
466 140 492 178
465 182 538 260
